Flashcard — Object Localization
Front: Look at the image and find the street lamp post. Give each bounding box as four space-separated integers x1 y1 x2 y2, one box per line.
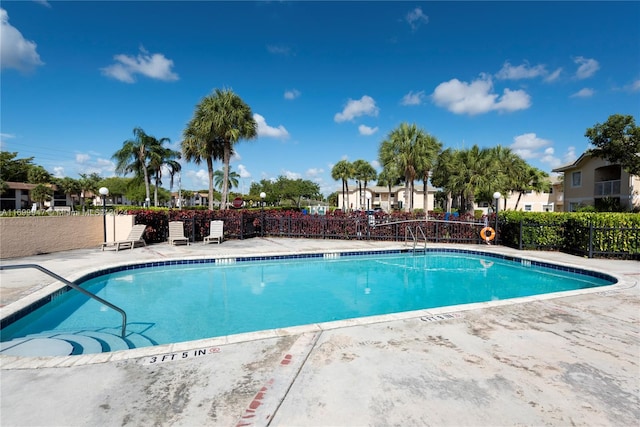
493 191 501 243
99 187 109 242
260 192 266 237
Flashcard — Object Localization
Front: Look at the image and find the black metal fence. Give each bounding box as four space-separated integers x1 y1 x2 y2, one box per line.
131 209 639 259
500 219 640 260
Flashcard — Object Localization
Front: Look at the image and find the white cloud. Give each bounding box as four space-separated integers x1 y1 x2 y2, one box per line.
405 7 428 31
334 95 379 122
511 133 552 160
371 160 381 169
33 1 52 8
53 166 65 178
358 124 379 136
495 61 546 80
282 170 301 180
625 79 640 92
574 56 599 79
237 164 251 179
284 89 301 100
0 8 44 72
101 47 179 83
510 133 570 169
267 45 292 56
186 169 210 188
0 132 15 150
563 146 577 165
76 153 90 163
254 113 290 139
544 67 562 82
432 75 531 115
400 90 425 106
570 88 595 98
306 168 324 178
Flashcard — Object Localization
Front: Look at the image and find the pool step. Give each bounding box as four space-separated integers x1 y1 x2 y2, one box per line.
0 327 157 357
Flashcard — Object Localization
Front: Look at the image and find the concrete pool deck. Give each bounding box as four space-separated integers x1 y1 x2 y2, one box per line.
1 238 639 426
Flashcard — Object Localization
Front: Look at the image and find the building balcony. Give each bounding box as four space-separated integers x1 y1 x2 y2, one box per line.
594 179 621 197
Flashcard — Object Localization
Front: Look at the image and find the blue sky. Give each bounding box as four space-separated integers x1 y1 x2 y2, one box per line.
2 1 639 196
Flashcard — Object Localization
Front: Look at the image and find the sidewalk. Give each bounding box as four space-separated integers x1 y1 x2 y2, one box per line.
1 239 639 426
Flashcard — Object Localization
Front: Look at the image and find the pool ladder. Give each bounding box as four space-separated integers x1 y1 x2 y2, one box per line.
405 225 427 253
0 264 127 338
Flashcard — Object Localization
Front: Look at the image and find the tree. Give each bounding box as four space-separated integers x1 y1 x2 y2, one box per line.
431 149 456 212
414 133 442 212
352 159 377 210
31 184 53 209
149 145 181 207
448 146 492 214
182 88 257 210
379 123 427 212
214 167 240 192
331 160 354 211
113 127 163 205
512 165 550 210
586 114 640 176
0 151 36 183
27 165 52 184
377 164 402 211
486 145 528 210
55 177 81 207
78 173 102 212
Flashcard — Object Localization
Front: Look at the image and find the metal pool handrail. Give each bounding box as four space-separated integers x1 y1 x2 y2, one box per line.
0 264 127 338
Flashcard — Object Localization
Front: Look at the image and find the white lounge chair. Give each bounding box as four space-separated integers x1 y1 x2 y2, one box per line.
204 220 224 244
102 224 147 251
168 221 189 245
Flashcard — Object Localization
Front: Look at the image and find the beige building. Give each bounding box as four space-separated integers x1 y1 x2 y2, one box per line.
337 185 437 212
553 153 640 212
337 180 563 213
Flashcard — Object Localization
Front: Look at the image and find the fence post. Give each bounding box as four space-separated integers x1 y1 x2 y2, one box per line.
519 219 523 250
588 221 593 258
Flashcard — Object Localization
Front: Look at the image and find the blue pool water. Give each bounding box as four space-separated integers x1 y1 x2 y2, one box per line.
1 250 616 355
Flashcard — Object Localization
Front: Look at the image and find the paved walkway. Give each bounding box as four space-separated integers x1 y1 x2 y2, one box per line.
1 239 639 426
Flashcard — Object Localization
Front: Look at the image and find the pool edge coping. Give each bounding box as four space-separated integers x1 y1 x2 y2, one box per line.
0 246 629 369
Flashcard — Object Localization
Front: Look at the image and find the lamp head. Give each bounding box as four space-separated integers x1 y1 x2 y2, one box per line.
260 192 266 199
493 191 501 200
99 187 109 196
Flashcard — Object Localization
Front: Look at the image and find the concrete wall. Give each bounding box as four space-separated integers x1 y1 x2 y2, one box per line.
0 215 136 259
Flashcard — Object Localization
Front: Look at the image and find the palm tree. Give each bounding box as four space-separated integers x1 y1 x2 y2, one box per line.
149 145 181 207
331 159 354 211
448 145 493 214
214 167 240 192
512 166 550 210
379 122 426 212
352 159 377 210
182 88 257 210
31 184 53 209
377 165 402 211
113 127 163 205
78 172 101 212
55 177 81 209
431 149 455 212
181 124 222 210
414 133 442 213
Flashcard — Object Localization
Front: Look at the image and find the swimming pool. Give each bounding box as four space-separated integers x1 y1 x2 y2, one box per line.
0 249 616 357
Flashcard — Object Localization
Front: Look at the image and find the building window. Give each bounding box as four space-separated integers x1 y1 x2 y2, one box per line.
571 171 582 187
543 204 553 212
524 204 532 212
569 202 580 212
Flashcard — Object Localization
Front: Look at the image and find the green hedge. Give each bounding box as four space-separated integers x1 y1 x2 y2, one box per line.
499 211 640 258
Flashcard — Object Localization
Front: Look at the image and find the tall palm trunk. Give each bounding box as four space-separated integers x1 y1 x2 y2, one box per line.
221 142 231 210
404 173 411 213
207 157 214 210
